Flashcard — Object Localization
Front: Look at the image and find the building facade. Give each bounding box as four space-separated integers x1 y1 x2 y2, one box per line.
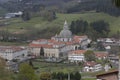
83 61 102 72
68 50 86 62
0 46 28 60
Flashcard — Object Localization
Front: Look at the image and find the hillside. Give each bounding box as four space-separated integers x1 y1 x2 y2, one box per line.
0 12 120 39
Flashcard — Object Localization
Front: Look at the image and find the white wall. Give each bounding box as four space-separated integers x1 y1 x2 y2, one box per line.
68 54 85 62
0 49 28 60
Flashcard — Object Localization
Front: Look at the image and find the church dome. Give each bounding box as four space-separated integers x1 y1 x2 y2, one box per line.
59 20 72 38
59 29 72 38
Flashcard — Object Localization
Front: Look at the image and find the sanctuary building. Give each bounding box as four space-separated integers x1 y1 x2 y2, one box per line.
29 21 91 58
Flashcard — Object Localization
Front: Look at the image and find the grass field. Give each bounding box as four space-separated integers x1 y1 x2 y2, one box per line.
0 41 28 46
33 61 81 73
32 59 104 80
0 12 120 36
82 78 96 80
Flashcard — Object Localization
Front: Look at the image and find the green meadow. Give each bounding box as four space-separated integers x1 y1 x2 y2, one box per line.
0 12 120 36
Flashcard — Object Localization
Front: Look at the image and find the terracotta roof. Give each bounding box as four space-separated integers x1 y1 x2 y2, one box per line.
0 46 25 52
84 61 97 67
48 39 56 43
70 50 86 54
36 39 47 42
65 41 74 45
29 35 88 48
29 43 53 48
94 52 108 58
73 36 81 43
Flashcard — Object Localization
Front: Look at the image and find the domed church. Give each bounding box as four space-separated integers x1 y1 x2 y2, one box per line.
52 20 73 42
29 20 91 58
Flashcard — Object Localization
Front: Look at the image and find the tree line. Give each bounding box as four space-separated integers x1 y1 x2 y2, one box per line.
69 19 110 40
52 72 81 80
0 0 120 18
67 0 120 16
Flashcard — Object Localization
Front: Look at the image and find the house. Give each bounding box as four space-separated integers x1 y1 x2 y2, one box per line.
94 51 108 60
108 54 119 64
0 46 28 61
29 21 91 58
83 61 102 72
96 70 118 80
97 38 119 46
68 50 86 62
5 11 23 19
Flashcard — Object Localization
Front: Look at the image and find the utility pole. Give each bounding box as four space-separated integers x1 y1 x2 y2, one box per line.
118 30 120 80
118 58 120 80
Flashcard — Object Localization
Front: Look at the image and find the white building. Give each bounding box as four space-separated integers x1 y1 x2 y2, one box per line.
68 50 86 62
0 46 28 60
94 51 109 60
5 11 23 19
83 61 102 72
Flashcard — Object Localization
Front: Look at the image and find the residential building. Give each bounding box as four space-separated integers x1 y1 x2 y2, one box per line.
83 61 102 72
68 50 86 62
94 51 108 60
5 11 23 19
108 54 119 64
0 46 28 60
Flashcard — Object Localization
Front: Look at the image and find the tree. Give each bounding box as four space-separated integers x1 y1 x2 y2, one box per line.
90 20 110 37
84 50 96 61
40 10 56 21
113 0 120 7
40 72 52 80
70 20 88 35
29 60 33 68
18 63 38 80
96 41 105 51
21 10 31 21
74 71 81 80
56 72 65 80
0 57 12 80
70 72 74 80
52 72 57 79
40 47 44 57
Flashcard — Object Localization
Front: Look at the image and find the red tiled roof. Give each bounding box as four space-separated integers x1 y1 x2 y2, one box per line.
84 61 97 67
70 50 86 54
73 36 81 43
94 52 108 58
48 39 56 43
29 35 88 48
29 43 53 48
36 39 47 42
65 41 74 45
0 46 25 52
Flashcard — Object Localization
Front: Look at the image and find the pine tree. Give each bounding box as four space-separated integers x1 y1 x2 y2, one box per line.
40 47 44 57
